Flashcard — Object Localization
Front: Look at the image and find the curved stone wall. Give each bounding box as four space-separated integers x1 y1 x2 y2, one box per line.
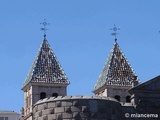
33 96 121 120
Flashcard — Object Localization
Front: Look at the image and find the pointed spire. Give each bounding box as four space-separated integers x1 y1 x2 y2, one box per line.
22 39 69 88
93 41 139 91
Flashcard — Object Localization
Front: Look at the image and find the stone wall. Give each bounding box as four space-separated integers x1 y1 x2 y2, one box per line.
33 96 121 120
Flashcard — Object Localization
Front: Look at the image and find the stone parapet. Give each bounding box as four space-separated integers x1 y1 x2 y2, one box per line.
33 95 121 120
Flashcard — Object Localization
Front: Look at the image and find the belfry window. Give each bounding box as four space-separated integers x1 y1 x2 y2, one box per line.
114 95 120 102
126 96 131 103
52 93 58 98
40 92 46 99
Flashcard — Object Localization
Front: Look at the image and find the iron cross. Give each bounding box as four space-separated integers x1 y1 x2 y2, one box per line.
110 24 120 41
40 19 50 37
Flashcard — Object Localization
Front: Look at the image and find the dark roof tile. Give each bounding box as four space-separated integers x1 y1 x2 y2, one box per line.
22 39 69 88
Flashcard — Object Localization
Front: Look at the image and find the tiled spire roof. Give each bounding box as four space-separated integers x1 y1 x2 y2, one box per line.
22 38 69 88
94 41 139 91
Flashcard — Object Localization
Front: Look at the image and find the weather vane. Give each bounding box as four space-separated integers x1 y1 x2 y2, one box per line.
110 24 120 42
40 19 50 38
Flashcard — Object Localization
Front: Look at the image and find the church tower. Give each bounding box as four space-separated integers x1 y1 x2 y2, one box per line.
93 26 139 103
21 22 69 119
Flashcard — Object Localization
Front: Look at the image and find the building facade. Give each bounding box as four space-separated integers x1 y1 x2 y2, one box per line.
21 36 69 120
93 41 140 104
0 111 19 120
21 34 160 120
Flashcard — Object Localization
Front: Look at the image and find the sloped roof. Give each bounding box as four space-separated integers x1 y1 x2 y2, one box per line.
22 38 69 88
0 111 19 115
93 42 139 91
129 75 160 94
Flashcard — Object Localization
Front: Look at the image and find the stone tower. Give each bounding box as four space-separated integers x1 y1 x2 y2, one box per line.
21 36 70 120
93 40 140 103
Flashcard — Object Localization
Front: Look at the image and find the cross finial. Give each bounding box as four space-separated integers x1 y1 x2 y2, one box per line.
110 24 120 42
40 19 50 38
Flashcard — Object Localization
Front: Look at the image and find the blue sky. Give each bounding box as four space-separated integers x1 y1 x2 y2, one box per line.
0 0 160 113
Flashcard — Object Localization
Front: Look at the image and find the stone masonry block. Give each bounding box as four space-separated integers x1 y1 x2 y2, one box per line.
71 106 81 112
43 115 48 120
37 116 43 120
73 112 80 118
56 101 61 107
42 109 51 115
62 101 72 107
54 107 65 113
34 111 39 118
65 107 71 113
48 114 57 120
38 104 45 111
62 113 72 119
43 103 48 109
57 113 62 120
48 102 56 108
49 108 54 114
39 111 42 117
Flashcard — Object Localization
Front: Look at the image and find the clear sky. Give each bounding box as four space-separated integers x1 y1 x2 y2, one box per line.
0 0 160 113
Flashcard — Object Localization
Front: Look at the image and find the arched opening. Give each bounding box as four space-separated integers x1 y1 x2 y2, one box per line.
114 95 120 102
52 93 58 98
126 96 131 103
40 92 46 99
